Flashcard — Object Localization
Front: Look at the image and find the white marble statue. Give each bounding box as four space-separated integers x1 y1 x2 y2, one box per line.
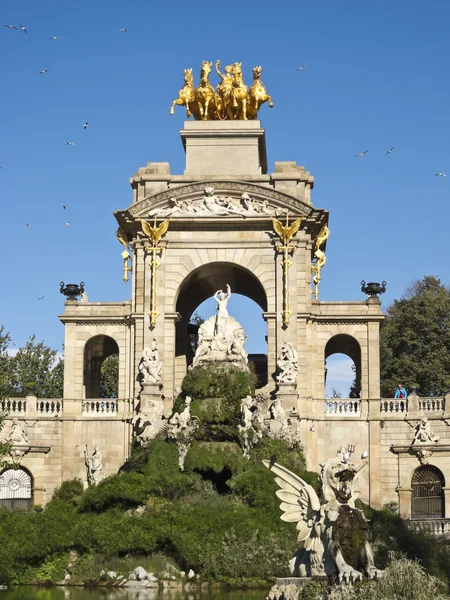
148 187 284 219
413 417 440 445
276 342 299 384
139 339 163 384
85 445 103 486
8 418 28 444
268 396 289 440
238 395 263 458
191 284 249 370
264 448 383 588
166 397 199 470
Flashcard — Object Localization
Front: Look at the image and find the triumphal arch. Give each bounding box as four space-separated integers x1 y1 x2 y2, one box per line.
2 62 449 527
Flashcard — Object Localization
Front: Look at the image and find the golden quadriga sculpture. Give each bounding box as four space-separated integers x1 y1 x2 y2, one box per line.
170 60 273 120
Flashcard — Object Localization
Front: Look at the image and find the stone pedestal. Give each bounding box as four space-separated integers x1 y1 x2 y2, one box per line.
180 120 267 176
139 382 163 417
276 382 299 414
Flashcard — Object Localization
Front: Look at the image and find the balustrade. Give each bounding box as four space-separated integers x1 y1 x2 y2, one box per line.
406 519 450 536
324 399 361 415
418 397 445 413
380 399 408 414
36 399 63 416
0 399 27 414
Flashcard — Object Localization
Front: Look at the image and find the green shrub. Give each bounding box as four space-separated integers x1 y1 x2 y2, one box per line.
184 441 244 476
182 363 256 402
50 478 84 506
78 472 148 513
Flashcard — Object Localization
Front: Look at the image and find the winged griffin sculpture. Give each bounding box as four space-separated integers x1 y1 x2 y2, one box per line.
263 447 383 585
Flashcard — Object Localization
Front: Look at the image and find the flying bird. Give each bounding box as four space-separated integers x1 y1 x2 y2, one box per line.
38 296 45 300
385 147 394 156
4 24 18 30
25 224 31 228
19 24 27 33
119 28 127 32
64 221 70 227
296 66 307 71
361 450 369 459
39 70 48 75
435 173 447 177
49 36 60 40
66 141 75 146
355 150 368 157
62 203 67 209
83 122 88 129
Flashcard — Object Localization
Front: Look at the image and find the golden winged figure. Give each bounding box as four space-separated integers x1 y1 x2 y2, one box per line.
116 227 129 249
315 225 330 250
139 218 170 245
271 216 304 245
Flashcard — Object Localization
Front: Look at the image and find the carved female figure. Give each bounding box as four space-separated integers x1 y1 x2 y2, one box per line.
214 284 231 338
215 60 235 119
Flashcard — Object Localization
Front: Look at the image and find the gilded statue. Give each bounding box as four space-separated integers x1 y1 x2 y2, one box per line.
170 60 273 121
170 68 199 119
247 66 274 119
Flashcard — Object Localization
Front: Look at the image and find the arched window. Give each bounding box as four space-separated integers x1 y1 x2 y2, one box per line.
411 466 445 519
324 334 361 398
84 335 119 398
0 468 33 512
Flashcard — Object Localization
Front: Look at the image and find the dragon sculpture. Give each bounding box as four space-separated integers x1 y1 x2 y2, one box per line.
263 446 383 586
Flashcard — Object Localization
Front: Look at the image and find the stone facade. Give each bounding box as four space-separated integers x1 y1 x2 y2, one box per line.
1 121 449 528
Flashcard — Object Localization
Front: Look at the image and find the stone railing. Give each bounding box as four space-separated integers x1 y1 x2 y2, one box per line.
81 398 136 417
36 399 63 416
406 519 450 536
418 397 445 413
380 399 408 414
324 399 361 416
0 398 27 414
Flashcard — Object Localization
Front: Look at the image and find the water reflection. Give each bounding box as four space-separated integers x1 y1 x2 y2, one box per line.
0 587 264 600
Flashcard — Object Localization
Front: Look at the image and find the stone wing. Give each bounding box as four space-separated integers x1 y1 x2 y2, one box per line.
263 460 321 542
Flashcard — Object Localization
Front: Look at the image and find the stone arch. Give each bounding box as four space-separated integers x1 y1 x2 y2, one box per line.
324 334 361 398
172 261 268 388
411 465 445 519
0 466 33 512
83 335 119 398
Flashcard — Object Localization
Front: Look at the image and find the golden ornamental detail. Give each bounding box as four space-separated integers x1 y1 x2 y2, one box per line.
312 225 330 300
139 218 170 327
116 227 132 283
170 60 273 121
271 215 304 327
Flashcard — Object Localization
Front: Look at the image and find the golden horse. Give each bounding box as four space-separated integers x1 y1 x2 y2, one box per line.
247 66 274 119
231 62 248 120
195 61 220 120
170 68 199 119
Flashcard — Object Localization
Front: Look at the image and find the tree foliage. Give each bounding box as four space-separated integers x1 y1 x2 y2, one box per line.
380 276 450 397
0 328 64 399
99 354 119 398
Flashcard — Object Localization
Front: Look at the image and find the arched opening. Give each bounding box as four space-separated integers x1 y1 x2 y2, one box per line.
0 467 33 512
84 335 119 398
175 262 268 388
411 466 445 520
324 335 361 398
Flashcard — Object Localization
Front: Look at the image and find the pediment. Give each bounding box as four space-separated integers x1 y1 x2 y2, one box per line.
115 181 328 237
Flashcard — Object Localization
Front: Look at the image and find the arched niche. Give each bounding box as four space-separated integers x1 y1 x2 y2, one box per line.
0 467 33 512
174 262 268 385
411 465 445 520
84 335 119 399
324 334 361 398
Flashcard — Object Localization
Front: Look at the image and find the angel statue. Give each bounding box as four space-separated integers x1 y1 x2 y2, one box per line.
263 447 383 588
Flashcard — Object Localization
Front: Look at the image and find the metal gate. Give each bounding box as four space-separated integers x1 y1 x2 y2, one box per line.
411 466 445 520
0 468 33 512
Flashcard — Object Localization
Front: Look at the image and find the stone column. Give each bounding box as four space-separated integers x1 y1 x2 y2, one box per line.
398 487 412 519
444 486 450 519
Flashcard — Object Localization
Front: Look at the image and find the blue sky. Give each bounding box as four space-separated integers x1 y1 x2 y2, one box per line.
2 0 449 395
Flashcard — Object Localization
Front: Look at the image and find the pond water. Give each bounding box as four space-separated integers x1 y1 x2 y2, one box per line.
0 588 266 600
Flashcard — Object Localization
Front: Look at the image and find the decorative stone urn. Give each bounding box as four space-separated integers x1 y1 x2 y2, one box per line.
60 281 85 300
361 280 386 298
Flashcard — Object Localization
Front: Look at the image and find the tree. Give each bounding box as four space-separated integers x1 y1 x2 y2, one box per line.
380 276 450 397
8 335 64 398
0 327 12 464
99 354 119 398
